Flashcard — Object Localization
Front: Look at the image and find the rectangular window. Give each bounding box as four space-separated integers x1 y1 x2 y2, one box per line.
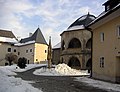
18 52 20 55
100 32 104 42
100 57 104 68
45 50 47 53
26 50 28 53
117 26 120 37
8 48 11 52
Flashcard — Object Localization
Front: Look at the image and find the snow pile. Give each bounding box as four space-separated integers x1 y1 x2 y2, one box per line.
75 77 120 92
33 63 89 76
55 63 88 76
0 65 42 92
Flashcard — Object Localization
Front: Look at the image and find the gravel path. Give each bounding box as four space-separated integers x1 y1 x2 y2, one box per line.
15 66 109 92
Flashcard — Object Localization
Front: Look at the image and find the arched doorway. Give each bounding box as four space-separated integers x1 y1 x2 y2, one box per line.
68 38 81 48
68 57 81 69
86 58 92 73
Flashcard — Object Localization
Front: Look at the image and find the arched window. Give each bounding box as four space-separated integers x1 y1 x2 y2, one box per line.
86 38 91 49
68 38 81 48
68 57 81 69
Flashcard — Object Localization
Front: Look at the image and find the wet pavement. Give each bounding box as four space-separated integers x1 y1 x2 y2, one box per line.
15 66 110 92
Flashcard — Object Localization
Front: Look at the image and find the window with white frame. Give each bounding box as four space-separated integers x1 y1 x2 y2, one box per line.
100 32 104 42
117 26 120 37
100 57 104 68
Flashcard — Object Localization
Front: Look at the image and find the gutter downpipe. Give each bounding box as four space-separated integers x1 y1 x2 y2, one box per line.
86 27 93 77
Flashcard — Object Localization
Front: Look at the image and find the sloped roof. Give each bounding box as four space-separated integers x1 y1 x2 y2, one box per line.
68 13 96 30
53 42 61 49
60 13 96 35
0 29 16 38
88 3 120 28
20 28 47 45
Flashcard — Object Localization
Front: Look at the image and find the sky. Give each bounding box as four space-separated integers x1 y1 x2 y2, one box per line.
0 0 106 46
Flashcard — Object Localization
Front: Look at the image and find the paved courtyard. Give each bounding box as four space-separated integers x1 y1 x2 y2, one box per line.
15 66 111 92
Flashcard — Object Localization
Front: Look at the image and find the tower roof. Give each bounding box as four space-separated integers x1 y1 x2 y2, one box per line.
20 28 47 45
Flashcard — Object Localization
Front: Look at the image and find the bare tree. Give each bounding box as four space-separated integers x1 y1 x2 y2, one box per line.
5 53 18 66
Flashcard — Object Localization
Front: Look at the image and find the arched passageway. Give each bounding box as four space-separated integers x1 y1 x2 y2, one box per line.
68 38 81 48
86 58 92 73
68 57 81 69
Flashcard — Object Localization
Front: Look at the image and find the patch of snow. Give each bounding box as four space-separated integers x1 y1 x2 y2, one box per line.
0 64 46 75
15 64 46 72
0 65 17 76
0 65 42 92
5 64 46 73
53 42 61 49
89 16 96 20
33 68 60 76
0 37 18 43
33 63 89 76
75 77 120 92
15 40 35 46
78 15 87 21
67 25 84 31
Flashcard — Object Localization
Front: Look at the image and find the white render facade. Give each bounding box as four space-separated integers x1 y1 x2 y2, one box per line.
0 28 48 65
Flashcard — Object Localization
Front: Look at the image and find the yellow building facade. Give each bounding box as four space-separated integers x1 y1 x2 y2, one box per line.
88 0 120 83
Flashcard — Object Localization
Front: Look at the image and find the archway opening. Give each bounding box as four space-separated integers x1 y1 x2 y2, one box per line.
68 38 81 48
62 40 65 50
86 38 92 49
68 57 81 70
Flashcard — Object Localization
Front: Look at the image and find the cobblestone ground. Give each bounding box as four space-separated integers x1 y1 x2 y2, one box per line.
15 66 109 92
